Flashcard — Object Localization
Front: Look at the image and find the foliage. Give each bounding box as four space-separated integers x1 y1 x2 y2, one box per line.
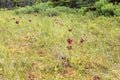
33 3 52 13
23 6 34 14
76 0 98 8
49 0 71 7
0 0 120 17
14 7 25 14
14 3 52 15
55 6 76 13
45 8 59 16
95 0 120 16
113 4 120 16
14 2 77 16
15 6 34 14
101 3 115 16
49 0 98 8
77 7 88 15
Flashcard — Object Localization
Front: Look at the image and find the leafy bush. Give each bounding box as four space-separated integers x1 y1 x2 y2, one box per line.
95 0 108 13
15 6 34 14
33 3 53 13
15 8 26 14
45 8 59 16
77 7 88 15
23 6 34 14
95 0 120 16
76 0 97 8
14 3 52 14
50 0 98 8
113 4 120 16
101 3 115 16
50 0 70 7
14 2 78 16
14 1 120 16
55 6 76 14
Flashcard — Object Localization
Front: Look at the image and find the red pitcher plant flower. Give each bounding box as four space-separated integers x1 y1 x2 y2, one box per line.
67 39 73 44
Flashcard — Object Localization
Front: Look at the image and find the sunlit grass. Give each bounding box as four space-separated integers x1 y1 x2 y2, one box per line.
0 11 120 80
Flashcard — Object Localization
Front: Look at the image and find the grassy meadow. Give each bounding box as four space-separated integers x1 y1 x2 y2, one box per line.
0 10 120 80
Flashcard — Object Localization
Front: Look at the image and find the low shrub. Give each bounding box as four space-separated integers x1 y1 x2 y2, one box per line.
24 6 34 14
45 8 59 17
14 2 77 16
14 1 120 16
95 0 120 16
95 0 108 11
15 3 53 14
33 3 53 13
15 6 34 14
77 7 88 15
15 8 26 14
101 3 115 16
113 4 120 16
55 6 77 14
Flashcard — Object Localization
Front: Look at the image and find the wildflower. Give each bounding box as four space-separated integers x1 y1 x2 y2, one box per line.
68 27 72 32
16 20 19 24
67 46 72 50
67 39 73 44
29 18 32 22
28 72 35 80
61 55 66 60
93 75 100 80
80 38 85 43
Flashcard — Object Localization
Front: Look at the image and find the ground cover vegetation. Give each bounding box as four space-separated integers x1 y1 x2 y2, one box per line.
0 0 120 80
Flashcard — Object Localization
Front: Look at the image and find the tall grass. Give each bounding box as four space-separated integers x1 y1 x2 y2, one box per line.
0 10 120 80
